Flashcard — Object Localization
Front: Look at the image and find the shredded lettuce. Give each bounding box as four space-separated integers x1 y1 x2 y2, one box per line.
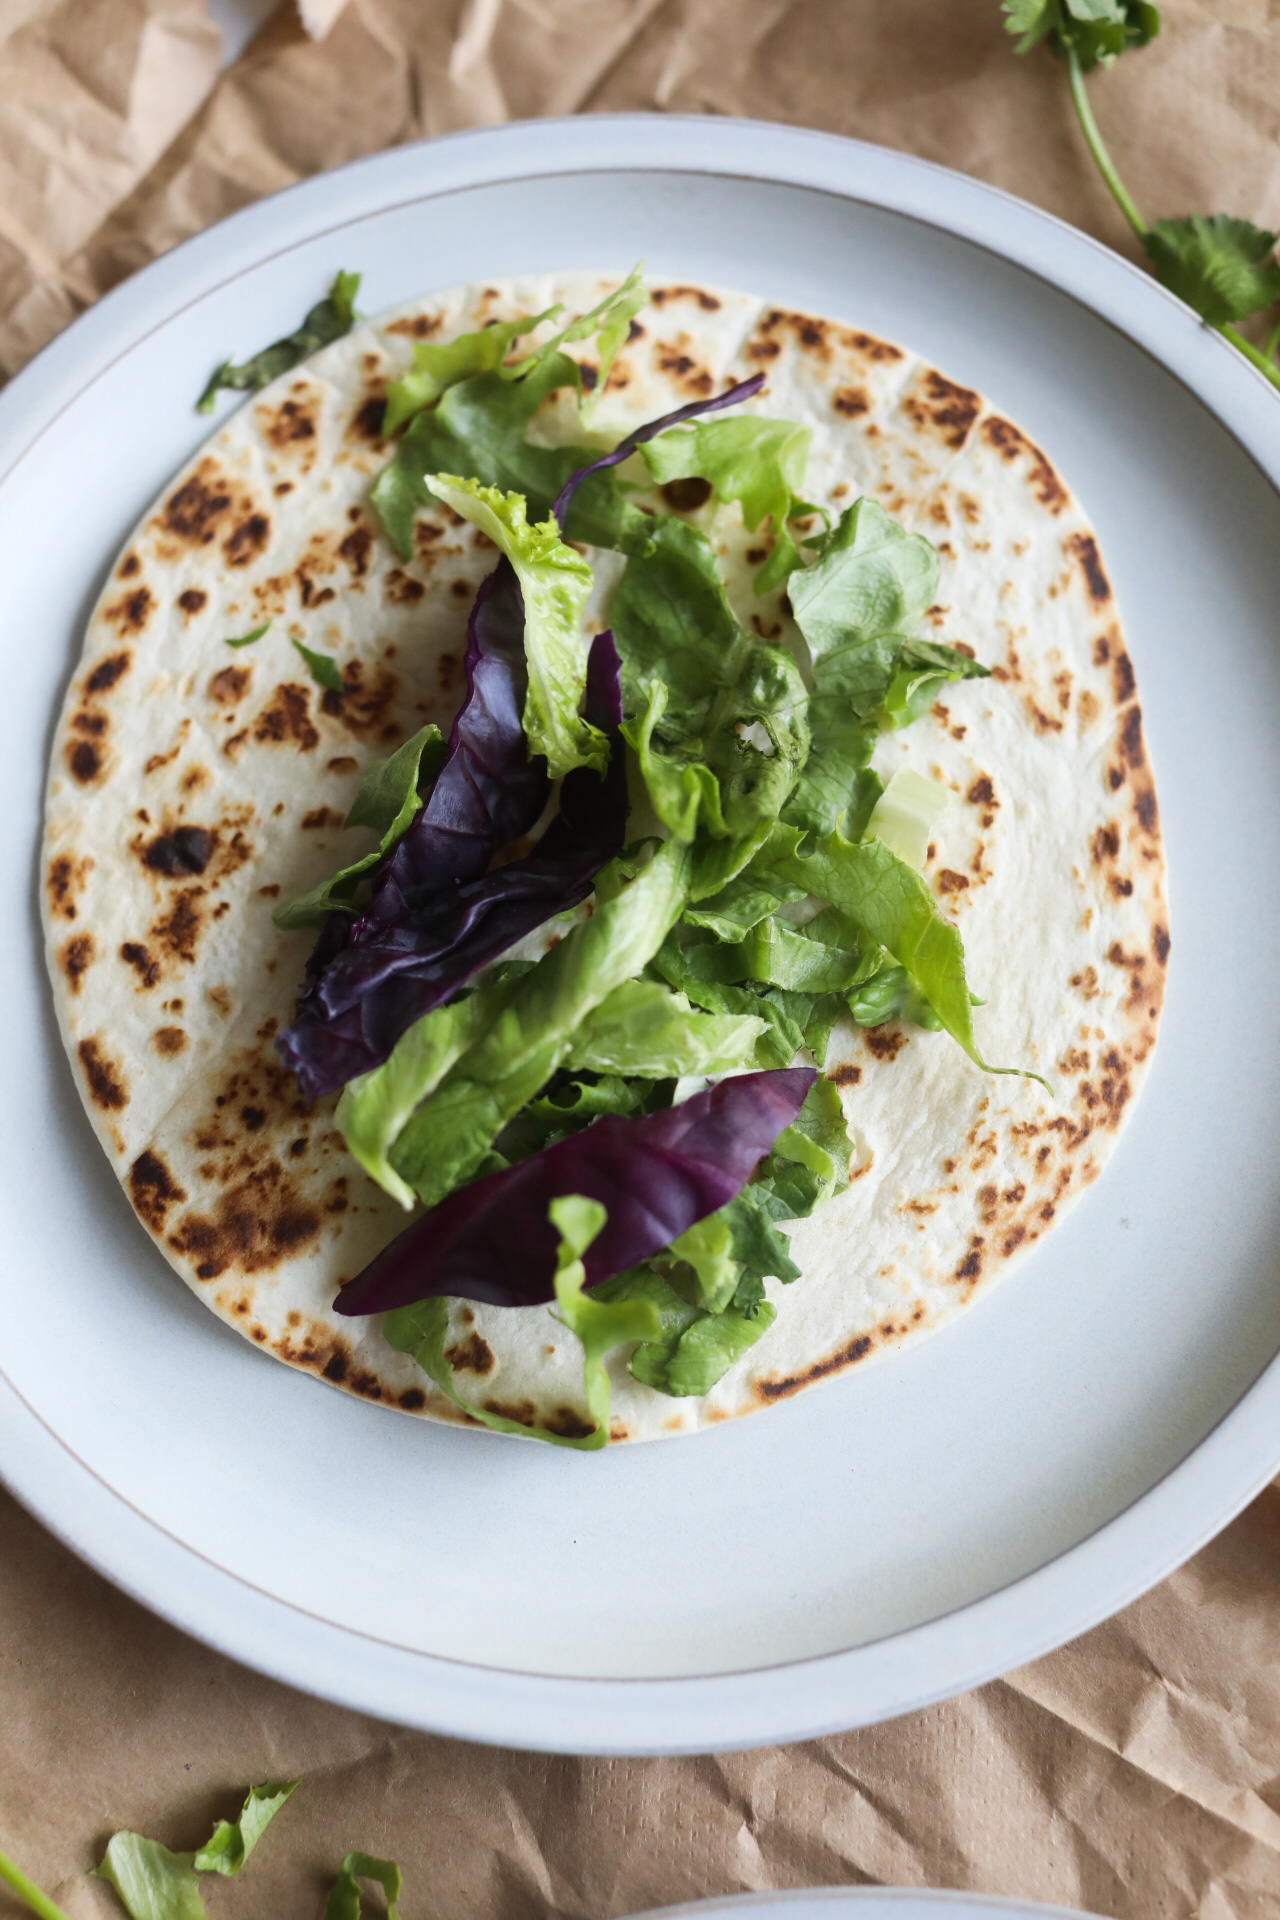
565 977 765 1077
324 1852 402 1920
641 413 813 590
381 307 560 435
273 723 445 930
789 497 940 655
515 264 647 399
197 270 359 412
388 836 691 1206
93 1783 297 1920
425 474 604 777
866 767 952 870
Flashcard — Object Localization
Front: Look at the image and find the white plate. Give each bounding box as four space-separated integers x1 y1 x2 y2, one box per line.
2 116 1279 1755
627 1896 1091 1920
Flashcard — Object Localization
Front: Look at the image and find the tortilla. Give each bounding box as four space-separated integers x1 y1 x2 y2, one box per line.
41 272 1167 1442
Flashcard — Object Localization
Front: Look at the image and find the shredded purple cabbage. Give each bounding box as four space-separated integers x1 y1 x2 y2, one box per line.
276 596 626 1099
334 1066 816 1315
551 371 766 525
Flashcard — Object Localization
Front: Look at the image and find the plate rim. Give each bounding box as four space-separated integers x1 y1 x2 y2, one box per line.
4 113 1279 1754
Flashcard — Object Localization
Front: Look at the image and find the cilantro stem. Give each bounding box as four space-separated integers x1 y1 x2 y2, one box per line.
1266 319 1280 364
0 1849 71 1920
1065 46 1147 240
1064 45 1280 396
1219 322 1280 394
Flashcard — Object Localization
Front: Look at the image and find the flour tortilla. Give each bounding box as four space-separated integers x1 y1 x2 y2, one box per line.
41 273 1167 1442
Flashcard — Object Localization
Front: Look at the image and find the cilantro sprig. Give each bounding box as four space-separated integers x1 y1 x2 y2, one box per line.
1003 1 1280 394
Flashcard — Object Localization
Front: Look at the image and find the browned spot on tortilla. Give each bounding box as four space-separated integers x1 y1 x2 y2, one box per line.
385 566 425 604
67 739 103 783
169 1161 321 1280
71 711 107 737
129 1149 187 1231
1108 651 1136 707
1119 705 1145 769
349 394 387 441
904 369 980 450
748 338 781 361
979 416 1068 513
254 683 319 750
827 1063 862 1087
954 1238 984 1282
399 1387 427 1411
967 775 997 811
1153 925 1171 965
328 755 358 774
142 826 213 876
118 553 140 578
866 1028 908 1061
153 1026 187 1055
301 807 337 829
160 460 233 545
1135 785 1159 835
651 285 721 310
178 588 208 616
210 664 250 704
755 1331 875 1402
150 887 204 965
223 512 270 568
656 345 713 395
104 584 154 634
833 385 870 417
48 854 89 921
339 522 373 576
937 869 969 894
660 476 713 513
85 652 131 695
259 395 317 447
543 1407 596 1440
59 933 94 991
445 1332 496 1375
1027 697 1064 734
321 660 399 739
1092 822 1120 864
1003 1224 1028 1257
1066 531 1111 604
484 1397 538 1426
78 1037 127 1111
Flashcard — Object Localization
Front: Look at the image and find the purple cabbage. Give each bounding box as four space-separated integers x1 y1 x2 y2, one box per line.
334 1066 816 1316
551 371 765 525
276 588 627 1098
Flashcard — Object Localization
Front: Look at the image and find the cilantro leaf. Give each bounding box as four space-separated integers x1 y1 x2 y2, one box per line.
197 270 359 411
1143 214 1280 326
291 636 344 693
225 621 270 648
1003 0 1159 69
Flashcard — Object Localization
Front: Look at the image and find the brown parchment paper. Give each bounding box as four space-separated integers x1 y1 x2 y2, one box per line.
5 3 1280 1916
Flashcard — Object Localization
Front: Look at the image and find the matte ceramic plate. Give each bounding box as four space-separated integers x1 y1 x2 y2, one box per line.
2 116 1279 1756
627 1896 1092 1920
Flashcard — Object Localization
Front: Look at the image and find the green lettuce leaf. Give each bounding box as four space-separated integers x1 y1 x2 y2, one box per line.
336 977 517 1207
565 977 765 1077
550 1195 663 1444
1143 215 1280 327
865 767 952 869
390 836 692 1206
641 413 812 590
788 497 939 658
197 270 360 412
324 1852 402 1920
517 264 647 399
847 954 943 1032
649 934 805 1069
613 516 810 840
192 1783 299 1876
878 637 991 730
426 473 604 776
95 1838 205 1920
381 306 560 435
682 865 805 941
630 1298 777 1396
764 824 1046 1083
495 1072 658 1162
273 723 445 930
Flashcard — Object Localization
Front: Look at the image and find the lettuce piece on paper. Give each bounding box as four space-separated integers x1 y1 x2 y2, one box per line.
426 474 605 777
273 724 445 930
192 1782 299 1877
95 1837 206 1920
324 1852 403 1920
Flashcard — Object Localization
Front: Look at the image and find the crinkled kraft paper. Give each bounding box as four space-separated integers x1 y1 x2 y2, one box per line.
4 3 1280 1917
